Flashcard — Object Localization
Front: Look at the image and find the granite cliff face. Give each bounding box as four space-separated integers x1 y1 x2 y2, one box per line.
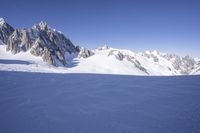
0 19 84 66
0 18 200 75
0 18 14 44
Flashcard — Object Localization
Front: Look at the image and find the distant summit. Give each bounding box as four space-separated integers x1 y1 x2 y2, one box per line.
0 18 15 44
0 18 200 75
32 21 51 31
0 18 5 25
0 18 85 66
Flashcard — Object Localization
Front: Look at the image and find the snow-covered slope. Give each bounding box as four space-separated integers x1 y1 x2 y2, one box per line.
0 45 200 75
1 71 200 133
0 18 199 76
0 45 148 75
0 18 79 66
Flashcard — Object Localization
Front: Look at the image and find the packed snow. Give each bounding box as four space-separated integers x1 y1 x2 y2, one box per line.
0 71 200 133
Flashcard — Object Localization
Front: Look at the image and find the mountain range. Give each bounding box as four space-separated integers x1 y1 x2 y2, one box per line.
0 18 200 75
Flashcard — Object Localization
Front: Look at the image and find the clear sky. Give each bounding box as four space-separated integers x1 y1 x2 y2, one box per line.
1 0 200 57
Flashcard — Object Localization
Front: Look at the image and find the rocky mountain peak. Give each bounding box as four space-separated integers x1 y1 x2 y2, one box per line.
97 44 110 50
38 21 48 30
1 19 200 75
0 18 15 44
0 19 80 66
0 18 5 26
32 21 50 31
78 47 94 58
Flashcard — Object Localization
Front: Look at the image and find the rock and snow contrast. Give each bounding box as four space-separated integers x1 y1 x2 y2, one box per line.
0 18 200 75
1 18 200 133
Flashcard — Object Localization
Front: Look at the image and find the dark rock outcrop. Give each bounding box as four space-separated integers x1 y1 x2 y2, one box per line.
78 47 94 58
108 49 149 74
108 50 124 60
0 18 14 44
1 19 79 66
162 54 196 74
97 45 110 50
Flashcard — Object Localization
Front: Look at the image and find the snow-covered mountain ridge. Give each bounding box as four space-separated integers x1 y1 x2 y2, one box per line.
0 18 199 75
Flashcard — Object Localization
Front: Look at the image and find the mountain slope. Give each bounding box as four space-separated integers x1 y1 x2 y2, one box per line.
0 18 199 75
0 18 14 44
0 18 80 66
1 44 200 75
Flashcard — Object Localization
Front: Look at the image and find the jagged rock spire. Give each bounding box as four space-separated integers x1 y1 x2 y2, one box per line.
32 21 50 31
38 21 48 30
1 19 79 66
0 18 5 26
0 18 15 44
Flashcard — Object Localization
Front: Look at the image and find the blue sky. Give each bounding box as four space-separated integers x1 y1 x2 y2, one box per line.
1 0 200 57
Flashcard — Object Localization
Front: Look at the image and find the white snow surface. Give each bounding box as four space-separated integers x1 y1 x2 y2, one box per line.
0 45 199 75
0 71 200 133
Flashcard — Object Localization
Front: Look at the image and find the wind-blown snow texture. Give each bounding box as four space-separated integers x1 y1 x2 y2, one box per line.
0 71 200 133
